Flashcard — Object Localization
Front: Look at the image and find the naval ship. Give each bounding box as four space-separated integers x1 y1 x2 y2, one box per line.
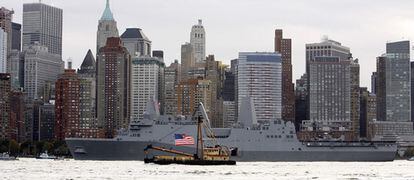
66 99 397 161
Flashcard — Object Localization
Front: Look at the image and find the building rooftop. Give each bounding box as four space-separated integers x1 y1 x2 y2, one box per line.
120 28 150 41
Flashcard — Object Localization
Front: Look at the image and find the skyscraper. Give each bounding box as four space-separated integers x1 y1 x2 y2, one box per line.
374 41 413 138
0 73 11 140
0 28 6 73
130 56 165 122
11 22 21 51
120 28 151 57
371 72 377 94
0 7 14 72
181 42 195 81
97 0 119 54
236 52 282 124
78 50 99 138
23 44 64 100
176 79 212 117
55 62 80 140
22 3 62 56
190 19 206 64
275 29 295 122
205 55 225 128
164 61 180 116
96 37 130 138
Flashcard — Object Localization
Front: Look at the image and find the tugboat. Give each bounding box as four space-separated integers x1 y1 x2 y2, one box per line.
144 103 236 165
0 152 17 161
36 151 57 160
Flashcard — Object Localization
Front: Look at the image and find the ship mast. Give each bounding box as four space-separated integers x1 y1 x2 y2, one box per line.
196 115 204 159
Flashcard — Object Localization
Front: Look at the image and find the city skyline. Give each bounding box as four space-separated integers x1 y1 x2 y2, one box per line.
3 0 414 89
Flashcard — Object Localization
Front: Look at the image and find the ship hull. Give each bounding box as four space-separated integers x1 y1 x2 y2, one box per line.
66 138 397 162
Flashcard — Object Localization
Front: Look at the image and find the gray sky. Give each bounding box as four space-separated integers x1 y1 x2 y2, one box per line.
4 0 414 89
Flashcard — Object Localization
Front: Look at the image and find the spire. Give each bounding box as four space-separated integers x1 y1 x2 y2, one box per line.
100 0 114 21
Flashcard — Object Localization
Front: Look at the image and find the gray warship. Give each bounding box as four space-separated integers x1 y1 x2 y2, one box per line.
66 99 397 161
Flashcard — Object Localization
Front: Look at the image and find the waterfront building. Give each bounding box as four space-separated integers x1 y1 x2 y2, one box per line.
9 50 23 89
275 29 295 122
374 41 413 137
359 88 376 139
120 28 151 57
190 19 206 64
23 3 62 56
306 57 359 139
236 52 282 124
205 55 225 127
9 91 26 142
0 73 11 140
39 103 55 141
55 62 80 140
164 61 180 116
96 0 119 54
130 56 165 122
96 37 130 138
222 69 236 128
23 44 64 100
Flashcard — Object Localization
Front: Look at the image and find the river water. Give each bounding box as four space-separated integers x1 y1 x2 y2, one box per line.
1 158 414 180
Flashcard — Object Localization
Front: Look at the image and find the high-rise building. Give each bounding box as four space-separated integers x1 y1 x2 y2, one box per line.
23 44 64 100
359 88 376 139
374 41 413 138
307 57 359 139
96 37 130 138
181 42 195 81
190 19 206 64
274 29 295 122
0 73 11 140
55 63 80 140
236 52 282 124
412 61 414 124
222 69 236 128
371 72 377 94
9 50 23 89
9 91 26 142
11 22 21 51
0 7 13 72
23 3 62 56
0 28 6 73
78 50 99 138
176 79 212 117
39 103 55 141
222 101 236 128
120 28 151 57
97 0 119 54
164 61 180 116
205 55 225 127
295 73 308 131
130 56 165 122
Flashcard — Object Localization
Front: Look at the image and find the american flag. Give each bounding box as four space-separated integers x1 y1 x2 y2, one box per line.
174 134 195 146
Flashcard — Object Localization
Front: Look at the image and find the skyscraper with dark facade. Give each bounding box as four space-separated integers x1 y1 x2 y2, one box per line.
371 72 377 94
55 64 80 140
97 37 130 138
0 73 11 140
11 22 21 51
275 29 295 122
374 41 413 138
23 3 62 56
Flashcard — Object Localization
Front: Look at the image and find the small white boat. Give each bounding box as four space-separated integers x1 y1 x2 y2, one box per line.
408 157 414 161
0 152 17 161
36 151 57 160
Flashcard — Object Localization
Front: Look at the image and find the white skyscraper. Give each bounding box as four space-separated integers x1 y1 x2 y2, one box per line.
190 19 206 64
130 56 165 122
236 52 282 124
0 29 7 73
